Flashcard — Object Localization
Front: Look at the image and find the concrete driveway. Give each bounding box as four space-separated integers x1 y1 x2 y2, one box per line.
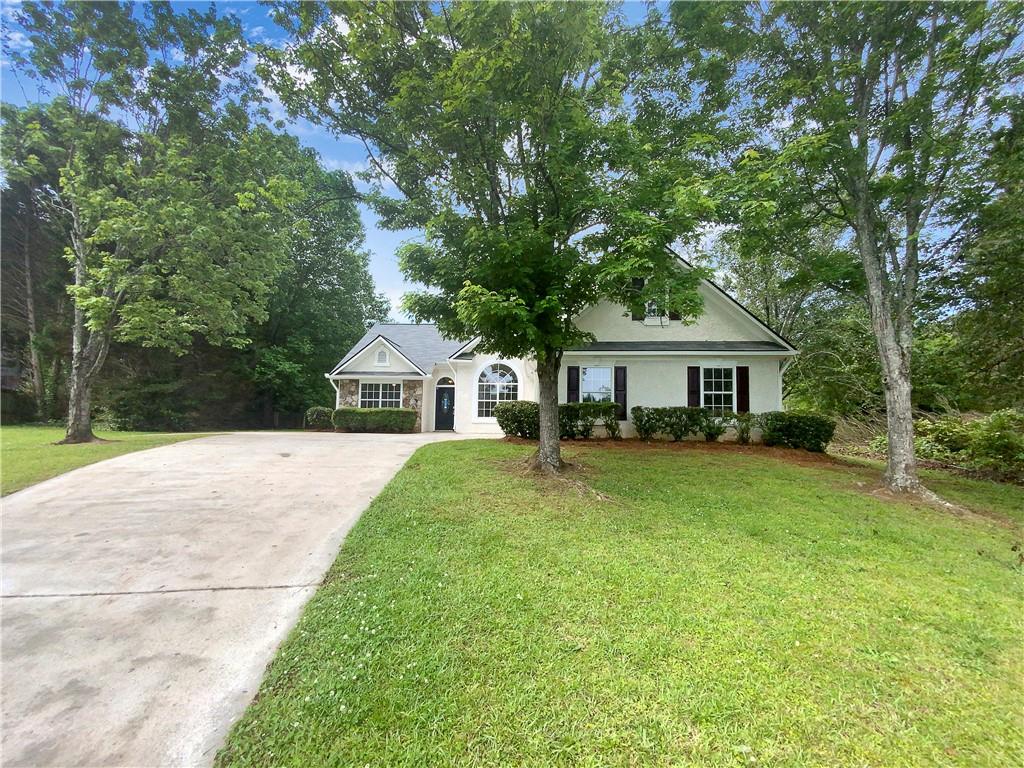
1 431 471 767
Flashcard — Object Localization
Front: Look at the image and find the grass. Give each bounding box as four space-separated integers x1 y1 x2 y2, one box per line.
217 440 1023 768
0 424 212 495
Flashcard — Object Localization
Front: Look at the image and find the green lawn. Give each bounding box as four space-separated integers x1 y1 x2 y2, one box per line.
0 425 211 495
218 440 1023 768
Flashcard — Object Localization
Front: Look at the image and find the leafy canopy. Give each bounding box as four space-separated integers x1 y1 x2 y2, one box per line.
264 1 713 359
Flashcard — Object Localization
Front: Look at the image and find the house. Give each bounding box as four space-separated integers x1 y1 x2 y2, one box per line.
326 272 797 438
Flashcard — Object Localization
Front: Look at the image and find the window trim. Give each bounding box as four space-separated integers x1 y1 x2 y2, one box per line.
473 361 520 421
700 365 736 414
580 365 613 404
359 380 403 409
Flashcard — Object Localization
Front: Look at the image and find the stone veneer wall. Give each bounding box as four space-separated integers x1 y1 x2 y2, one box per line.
402 379 424 432
339 379 359 407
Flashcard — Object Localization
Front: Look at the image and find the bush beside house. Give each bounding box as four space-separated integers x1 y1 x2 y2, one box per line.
495 401 621 441
304 406 334 430
332 407 417 433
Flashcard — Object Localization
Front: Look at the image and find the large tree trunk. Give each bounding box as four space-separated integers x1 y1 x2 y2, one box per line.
64 363 95 443
533 349 563 473
853 188 920 493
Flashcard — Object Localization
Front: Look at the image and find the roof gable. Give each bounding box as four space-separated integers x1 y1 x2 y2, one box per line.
330 324 469 375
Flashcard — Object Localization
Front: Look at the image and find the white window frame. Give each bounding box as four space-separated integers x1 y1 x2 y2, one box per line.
359 381 403 408
374 348 390 366
580 366 613 403
701 365 735 415
475 362 519 420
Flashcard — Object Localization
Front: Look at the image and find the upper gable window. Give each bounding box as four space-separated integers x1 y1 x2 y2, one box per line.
375 348 390 366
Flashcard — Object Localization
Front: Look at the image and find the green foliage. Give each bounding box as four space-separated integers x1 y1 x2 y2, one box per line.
304 406 334 431
879 411 1024 480
630 405 661 441
759 412 836 453
733 412 755 445
495 401 621 441
264 1 713 468
700 411 732 442
332 408 417 434
494 402 541 441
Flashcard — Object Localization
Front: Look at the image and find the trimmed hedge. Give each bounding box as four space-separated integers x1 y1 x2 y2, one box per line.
494 401 622 440
494 401 540 440
631 406 731 442
305 406 334 430
332 407 417 433
759 411 836 452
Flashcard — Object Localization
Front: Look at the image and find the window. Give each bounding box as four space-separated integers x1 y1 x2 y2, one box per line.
702 367 734 414
360 382 401 408
581 366 612 403
375 348 389 366
477 364 518 418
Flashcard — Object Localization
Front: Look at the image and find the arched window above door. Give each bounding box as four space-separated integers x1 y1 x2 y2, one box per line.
437 376 454 386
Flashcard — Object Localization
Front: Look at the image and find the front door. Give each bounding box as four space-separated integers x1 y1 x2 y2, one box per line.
434 384 455 430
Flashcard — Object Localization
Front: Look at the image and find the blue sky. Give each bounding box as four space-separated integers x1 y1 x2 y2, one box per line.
1 1 658 319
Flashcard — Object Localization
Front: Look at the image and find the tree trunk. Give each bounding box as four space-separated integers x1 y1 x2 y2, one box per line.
21 227 46 420
533 349 563 473
63 363 95 443
852 187 920 493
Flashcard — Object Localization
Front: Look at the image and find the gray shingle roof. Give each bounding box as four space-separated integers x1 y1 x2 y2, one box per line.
332 323 470 375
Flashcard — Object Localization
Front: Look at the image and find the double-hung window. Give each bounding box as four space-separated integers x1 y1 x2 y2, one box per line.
702 367 734 414
580 366 613 403
360 382 401 408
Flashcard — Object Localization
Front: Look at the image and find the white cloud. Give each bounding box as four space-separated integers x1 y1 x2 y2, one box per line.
333 15 350 35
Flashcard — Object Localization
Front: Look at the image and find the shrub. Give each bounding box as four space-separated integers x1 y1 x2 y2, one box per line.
494 401 540 440
631 406 660 440
305 406 334 430
915 415 974 454
968 409 1024 477
759 411 836 452
733 412 755 444
332 407 417 433
601 406 622 439
700 410 732 442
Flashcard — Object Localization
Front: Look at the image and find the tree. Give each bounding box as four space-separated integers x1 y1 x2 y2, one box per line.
945 95 1024 407
264 1 710 471
250 152 390 418
679 1 1023 492
0 104 70 420
8 1 303 442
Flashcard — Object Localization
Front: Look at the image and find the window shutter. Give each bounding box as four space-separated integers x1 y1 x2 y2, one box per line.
567 366 580 402
631 278 644 321
687 366 701 407
736 366 750 413
613 366 627 420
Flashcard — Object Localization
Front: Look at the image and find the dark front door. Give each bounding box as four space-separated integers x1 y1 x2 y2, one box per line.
434 386 455 430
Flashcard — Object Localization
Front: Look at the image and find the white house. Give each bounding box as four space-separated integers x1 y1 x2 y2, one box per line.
326 272 797 437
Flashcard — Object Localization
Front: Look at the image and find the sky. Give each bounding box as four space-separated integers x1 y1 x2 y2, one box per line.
0 0 425 318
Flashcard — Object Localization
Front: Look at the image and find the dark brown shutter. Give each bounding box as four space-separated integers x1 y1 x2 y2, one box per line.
613 366 627 420
736 365 750 413
687 366 701 407
631 278 644 321
567 366 580 402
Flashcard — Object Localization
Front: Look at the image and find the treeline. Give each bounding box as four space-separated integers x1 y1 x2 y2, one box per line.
1 3 388 434
711 95 1023 418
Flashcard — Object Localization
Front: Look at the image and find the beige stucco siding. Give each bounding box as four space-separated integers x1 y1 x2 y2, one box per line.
559 355 784 437
575 285 778 343
342 338 423 375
